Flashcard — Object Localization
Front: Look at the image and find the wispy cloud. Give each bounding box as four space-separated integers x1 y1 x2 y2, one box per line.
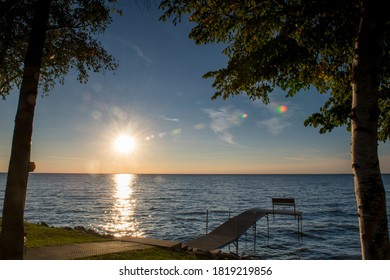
204 107 245 144
160 115 180 122
194 123 206 130
258 117 289 135
119 39 153 64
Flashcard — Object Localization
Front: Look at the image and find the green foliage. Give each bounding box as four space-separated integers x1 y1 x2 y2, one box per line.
160 0 390 142
0 0 118 99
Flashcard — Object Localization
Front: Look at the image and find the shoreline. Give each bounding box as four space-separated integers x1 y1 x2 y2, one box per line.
24 221 244 260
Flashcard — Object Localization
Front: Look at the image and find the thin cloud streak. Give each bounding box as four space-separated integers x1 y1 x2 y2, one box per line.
119 39 153 64
160 115 180 122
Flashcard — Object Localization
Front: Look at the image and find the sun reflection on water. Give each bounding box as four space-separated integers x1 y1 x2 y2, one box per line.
102 174 144 237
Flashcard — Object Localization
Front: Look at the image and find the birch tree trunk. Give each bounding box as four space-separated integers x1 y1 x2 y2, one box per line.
0 0 52 260
352 0 390 259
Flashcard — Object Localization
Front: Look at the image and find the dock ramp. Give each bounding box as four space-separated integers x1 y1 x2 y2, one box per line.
187 207 302 251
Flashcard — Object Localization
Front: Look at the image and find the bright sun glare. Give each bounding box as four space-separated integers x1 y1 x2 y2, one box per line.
115 135 136 154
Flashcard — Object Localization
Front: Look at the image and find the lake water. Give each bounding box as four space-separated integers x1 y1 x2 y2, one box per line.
1 173 390 259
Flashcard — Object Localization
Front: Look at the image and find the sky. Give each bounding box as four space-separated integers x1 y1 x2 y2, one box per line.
0 3 389 174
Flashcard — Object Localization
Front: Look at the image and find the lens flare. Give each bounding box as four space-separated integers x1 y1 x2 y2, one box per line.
277 105 288 113
241 113 248 119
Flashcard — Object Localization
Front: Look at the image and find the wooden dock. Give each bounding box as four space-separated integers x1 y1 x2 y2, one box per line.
186 207 302 251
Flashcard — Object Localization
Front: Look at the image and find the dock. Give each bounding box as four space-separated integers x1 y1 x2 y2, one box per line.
186 201 302 251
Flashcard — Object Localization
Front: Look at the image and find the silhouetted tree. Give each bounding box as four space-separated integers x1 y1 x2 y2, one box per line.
160 0 390 259
0 0 118 259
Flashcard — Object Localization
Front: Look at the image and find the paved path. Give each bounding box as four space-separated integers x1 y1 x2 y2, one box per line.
25 237 182 260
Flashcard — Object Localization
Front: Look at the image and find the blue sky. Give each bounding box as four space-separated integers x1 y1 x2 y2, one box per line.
0 3 389 174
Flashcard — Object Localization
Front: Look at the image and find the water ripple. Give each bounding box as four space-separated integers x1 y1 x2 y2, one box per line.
1 174 389 259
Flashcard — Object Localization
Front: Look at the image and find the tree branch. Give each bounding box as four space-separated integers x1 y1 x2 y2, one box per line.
271 0 287 8
47 23 82 32
0 0 23 18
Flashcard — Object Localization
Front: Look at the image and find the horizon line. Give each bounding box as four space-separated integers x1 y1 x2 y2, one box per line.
0 172 363 175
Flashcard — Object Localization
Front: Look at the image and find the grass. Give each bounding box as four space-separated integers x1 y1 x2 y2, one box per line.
0 219 108 248
24 223 108 248
81 247 207 260
0 219 207 259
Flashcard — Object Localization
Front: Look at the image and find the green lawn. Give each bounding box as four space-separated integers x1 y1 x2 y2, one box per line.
0 219 108 248
24 222 108 248
81 247 207 260
0 220 209 259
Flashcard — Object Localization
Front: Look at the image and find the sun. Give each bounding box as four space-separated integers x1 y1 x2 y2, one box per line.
115 135 136 154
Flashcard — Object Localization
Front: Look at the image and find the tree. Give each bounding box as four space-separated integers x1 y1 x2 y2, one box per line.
0 0 21 18
0 0 118 259
160 0 390 259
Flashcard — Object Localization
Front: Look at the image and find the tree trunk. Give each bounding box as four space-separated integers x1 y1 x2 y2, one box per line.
0 0 51 260
352 0 390 259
